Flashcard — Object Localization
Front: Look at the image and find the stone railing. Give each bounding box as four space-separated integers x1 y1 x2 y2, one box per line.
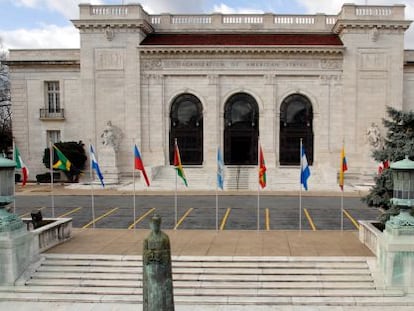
22 218 72 254
339 4 405 20
359 220 382 256
150 13 335 32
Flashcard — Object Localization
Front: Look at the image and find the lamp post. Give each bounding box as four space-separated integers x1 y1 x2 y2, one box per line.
387 155 414 229
377 155 414 291
0 154 24 233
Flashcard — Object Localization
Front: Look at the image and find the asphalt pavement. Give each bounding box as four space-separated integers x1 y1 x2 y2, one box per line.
14 194 380 230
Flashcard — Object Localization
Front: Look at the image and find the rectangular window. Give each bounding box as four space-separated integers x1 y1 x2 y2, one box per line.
46 81 60 112
47 130 61 145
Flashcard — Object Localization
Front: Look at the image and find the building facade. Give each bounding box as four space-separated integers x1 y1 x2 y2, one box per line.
7 3 414 190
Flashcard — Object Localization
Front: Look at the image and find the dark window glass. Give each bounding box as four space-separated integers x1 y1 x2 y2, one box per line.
224 93 259 165
169 94 203 165
279 94 314 165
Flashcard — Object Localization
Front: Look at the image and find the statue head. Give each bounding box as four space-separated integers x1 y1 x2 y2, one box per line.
150 214 162 233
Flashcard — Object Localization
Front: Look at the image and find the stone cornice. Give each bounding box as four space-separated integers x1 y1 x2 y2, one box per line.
333 19 411 34
139 46 344 55
71 19 154 34
4 60 80 69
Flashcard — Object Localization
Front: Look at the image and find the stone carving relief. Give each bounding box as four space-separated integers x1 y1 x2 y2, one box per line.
366 122 383 149
320 59 342 70
101 121 122 151
95 49 124 71
104 26 115 41
360 52 387 71
371 27 379 42
142 59 162 70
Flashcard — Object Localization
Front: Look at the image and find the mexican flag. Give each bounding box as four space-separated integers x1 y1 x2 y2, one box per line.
15 145 29 186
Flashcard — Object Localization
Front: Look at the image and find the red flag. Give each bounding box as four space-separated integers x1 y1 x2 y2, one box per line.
259 145 266 189
134 145 150 187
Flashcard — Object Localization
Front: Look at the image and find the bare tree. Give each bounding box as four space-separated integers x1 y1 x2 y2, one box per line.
0 37 12 154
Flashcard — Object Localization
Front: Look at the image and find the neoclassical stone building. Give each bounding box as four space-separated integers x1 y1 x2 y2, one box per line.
7 3 414 190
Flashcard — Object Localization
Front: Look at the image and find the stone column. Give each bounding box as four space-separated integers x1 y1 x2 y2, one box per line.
0 208 33 285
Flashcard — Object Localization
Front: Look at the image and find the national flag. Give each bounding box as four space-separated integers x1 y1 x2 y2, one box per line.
339 146 348 191
300 144 311 191
90 145 104 187
14 145 29 186
378 160 390 175
217 147 224 190
259 145 266 189
134 145 150 187
173 140 188 187
52 145 72 172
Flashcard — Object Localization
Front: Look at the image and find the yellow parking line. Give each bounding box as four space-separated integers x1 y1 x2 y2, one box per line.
304 208 317 231
58 207 82 218
343 209 360 230
265 208 270 231
20 207 46 218
220 208 231 231
82 207 119 229
128 208 156 230
174 208 194 230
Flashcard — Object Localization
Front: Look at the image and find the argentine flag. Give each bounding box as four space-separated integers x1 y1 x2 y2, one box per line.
217 147 224 190
300 144 311 191
90 144 105 188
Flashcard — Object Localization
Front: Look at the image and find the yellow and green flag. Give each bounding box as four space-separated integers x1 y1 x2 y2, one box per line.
173 140 188 187
52 145 72 172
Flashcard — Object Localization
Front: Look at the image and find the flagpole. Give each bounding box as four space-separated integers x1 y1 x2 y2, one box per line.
89 143 96 229
133 141 136 230
340 139 345 232
341 189 344 231
299 138 303 231
12 139 16 214
216 150 219 231
257 138 260 231
49 141 55 217
174 138 178 229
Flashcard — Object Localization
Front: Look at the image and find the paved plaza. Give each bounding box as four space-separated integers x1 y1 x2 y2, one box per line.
14 184 380 231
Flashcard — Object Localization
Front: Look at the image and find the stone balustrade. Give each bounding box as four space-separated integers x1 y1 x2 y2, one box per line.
358 220 382 256
22 217 72 254
77 3 403 33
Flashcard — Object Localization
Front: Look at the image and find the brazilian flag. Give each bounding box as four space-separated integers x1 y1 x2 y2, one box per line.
52 145 72 172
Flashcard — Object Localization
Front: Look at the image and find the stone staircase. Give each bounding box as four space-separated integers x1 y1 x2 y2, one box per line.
0 254 407 306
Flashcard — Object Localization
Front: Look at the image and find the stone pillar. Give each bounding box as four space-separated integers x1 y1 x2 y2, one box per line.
377 211 414 292
0 208 33 285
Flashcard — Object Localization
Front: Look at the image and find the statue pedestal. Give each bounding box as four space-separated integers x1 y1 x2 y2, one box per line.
99 147 119 184
377 212 414 293
0 224 33 285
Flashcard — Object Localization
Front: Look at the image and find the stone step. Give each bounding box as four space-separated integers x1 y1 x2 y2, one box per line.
25 277 375 290
41 259 369 269
0 288 405 305
31 271 374 282
0 285 394 298
36 265 371 276
30 271 374 282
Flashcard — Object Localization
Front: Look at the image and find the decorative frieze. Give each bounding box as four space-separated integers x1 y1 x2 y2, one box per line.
141 59 343 71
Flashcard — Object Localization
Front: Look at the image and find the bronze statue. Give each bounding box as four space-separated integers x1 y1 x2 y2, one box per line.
143 215 174 311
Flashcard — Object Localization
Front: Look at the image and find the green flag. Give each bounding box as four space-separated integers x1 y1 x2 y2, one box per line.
52 145 72 172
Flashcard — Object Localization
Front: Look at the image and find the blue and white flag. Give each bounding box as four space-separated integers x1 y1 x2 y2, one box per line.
300 144 311 191
90 144 105 188
217 147 224 190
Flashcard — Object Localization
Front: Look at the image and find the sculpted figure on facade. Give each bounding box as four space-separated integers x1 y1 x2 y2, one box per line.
101 121 122 151
366 122 383 149
143 215 174 311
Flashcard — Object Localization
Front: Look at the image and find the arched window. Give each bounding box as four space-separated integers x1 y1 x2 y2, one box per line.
279 94 313 165
169 94 203 165
224 93 259 165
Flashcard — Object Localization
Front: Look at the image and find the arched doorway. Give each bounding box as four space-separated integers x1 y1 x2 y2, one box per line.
279 94 314 165
169 94 203 165
224 93 259 165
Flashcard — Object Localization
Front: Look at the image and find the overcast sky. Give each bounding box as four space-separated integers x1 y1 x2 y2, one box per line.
0 0 413 50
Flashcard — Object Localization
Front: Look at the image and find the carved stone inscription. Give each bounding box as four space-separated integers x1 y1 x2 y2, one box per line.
142 59 342 71
95 49 125 70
